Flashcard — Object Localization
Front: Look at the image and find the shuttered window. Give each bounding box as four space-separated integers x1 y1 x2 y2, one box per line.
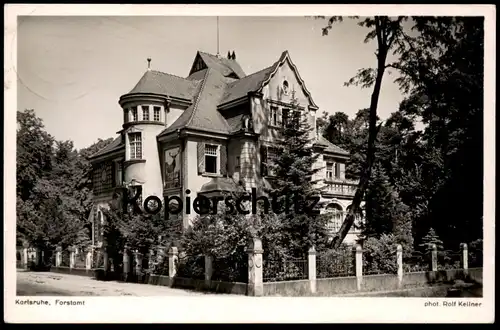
197 142 227 176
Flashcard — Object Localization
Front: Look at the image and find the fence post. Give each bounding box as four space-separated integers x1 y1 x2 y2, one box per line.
205 255 213 289
123 246 131 281
355 244 363 291
22 242 29 269
431 244 437 272
55 246 62 267
86 248 92 270
134 251 143 281
168 246 179 279
397 244 403 289
247 237 263 297
462 243 468 276
308 246 317 294
69 247 76 269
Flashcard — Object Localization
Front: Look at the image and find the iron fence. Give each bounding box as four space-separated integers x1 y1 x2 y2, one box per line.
403 251 430 273
74 251 86 268
175 255 205 280
212 256 248 283
263 256 308 282
437 250 462 270
468 248 483 268
61 250 70 267
317 249 355 278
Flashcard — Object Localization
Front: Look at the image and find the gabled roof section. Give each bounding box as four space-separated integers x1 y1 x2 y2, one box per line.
219 66 275 105
188 51 246 79
126 70 201 100
88 135 124 160
315 135 349 156
219 50 319 108
158 68 232 137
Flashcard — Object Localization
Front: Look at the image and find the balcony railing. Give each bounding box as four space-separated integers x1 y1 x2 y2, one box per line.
321 178 359 197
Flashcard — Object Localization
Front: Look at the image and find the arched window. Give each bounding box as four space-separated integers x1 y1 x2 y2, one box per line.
326 203 343 233
346 205 364 231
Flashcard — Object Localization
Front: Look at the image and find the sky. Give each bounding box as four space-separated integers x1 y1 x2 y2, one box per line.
17 16 405 150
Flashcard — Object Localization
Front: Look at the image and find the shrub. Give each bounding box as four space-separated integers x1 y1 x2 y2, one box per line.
362 233 401 274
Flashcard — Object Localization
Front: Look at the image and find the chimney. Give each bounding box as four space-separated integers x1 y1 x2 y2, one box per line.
231 51 236 60
227 51 231 59
147 58 152 71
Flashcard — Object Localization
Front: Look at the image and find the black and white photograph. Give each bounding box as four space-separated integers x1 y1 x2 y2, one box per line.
5 4 494 323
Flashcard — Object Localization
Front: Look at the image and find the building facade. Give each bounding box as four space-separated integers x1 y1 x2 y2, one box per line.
88 50 364 247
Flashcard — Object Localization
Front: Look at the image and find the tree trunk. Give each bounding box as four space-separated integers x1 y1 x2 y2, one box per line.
331 51 387 249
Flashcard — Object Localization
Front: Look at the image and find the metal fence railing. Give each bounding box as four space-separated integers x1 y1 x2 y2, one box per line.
61 250 70 267
403 251 430 273
212 256 248 283
263 257 308 282
437 250 462 271
468 249 483 268
175 255 205 280
317 249 355 278
74 251 86 268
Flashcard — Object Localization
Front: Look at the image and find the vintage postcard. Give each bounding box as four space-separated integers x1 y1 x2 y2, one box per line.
4 4 495 323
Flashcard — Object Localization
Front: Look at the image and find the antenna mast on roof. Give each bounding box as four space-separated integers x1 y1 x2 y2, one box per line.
216 16 220 58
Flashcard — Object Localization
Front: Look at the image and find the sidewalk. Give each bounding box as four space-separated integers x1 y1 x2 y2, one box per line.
16 270 207 296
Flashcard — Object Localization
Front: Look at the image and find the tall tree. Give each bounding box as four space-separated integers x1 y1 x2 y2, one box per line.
321 16 407 248
265 92 328 256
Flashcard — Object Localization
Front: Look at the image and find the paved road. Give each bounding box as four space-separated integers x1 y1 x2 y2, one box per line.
16 270 205 296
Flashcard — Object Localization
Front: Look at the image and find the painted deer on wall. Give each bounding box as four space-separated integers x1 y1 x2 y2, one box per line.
165 148 180 174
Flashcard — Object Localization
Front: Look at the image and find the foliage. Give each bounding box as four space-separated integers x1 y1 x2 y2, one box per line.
418 228 443 252
317 17 484 249
16 110 99 252
265 92 330 256
317 244 355 278
362 233 401 274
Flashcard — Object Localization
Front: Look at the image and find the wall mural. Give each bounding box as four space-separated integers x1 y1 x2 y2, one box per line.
164 147 181 189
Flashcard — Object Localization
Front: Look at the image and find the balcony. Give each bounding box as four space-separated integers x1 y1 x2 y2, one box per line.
321 178 359 198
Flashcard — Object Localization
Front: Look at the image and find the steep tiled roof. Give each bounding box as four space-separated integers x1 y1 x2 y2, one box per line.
158 68 231 137
315 135 349 155
219 50 289 106
88 135 124 159
197 52 246 79
127 70 201 100
219 66 274 105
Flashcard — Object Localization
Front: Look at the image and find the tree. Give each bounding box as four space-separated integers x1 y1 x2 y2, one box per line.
265 92 329 256
418 228 444 252
321 16 408 248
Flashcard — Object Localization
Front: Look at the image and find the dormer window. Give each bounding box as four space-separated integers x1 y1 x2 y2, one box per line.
131 107 138 122
153 107 161 122
142 105 150 121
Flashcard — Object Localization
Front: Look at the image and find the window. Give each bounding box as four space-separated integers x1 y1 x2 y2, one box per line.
153 107 161 122
131 107 138 122
326 203 343 233
142 105 149 121
129 133 142 159
261 146 278 177
334 163 341 179
347 205 363 231
204 144 218 174
115 162 123 186
283 80 289 95
270 106 278 126
282 108 289 127
326 162 333 180
236 156 240 169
